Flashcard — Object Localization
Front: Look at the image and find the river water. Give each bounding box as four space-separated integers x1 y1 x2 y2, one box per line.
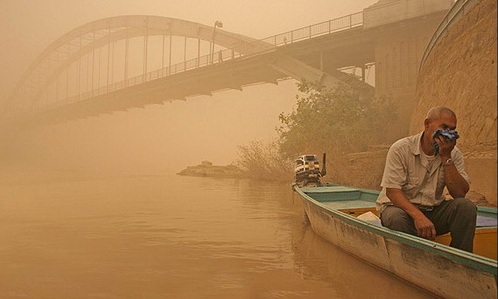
0 171 436 299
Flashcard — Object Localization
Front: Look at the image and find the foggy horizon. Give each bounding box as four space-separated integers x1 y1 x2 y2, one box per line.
0 2 495 297
0 0 378 175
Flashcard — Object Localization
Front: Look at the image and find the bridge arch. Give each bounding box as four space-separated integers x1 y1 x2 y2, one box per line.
7 15 270 117
4 11 377 125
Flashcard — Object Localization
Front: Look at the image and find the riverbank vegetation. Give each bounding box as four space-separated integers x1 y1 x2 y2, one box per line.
236 79 397 181
236 139 292 181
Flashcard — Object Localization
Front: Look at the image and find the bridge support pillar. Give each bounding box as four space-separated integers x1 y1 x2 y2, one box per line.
366 3 451 140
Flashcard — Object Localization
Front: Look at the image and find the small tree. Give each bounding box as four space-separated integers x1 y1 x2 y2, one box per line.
277 80 397 160
235 79 397 182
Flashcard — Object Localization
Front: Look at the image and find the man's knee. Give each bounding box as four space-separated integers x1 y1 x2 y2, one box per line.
381 206 416 234
453 197 477 214
452 197 477 220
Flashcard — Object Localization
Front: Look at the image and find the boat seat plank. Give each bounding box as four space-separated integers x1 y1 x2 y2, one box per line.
477 216 497 228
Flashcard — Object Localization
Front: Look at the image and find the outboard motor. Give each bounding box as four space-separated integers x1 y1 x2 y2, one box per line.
294 153 327 187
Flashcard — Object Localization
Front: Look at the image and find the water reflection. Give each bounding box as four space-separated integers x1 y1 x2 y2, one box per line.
0 172 436 298
290 221 436 298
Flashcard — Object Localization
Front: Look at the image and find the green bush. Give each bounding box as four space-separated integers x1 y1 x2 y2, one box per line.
236 79 397 182
277 80 396 160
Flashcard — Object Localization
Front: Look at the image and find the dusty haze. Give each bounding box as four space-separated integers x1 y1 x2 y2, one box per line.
0 0 378 174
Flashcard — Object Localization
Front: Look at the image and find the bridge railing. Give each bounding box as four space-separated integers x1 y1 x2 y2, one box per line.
32 11 364 114
261 12 363 46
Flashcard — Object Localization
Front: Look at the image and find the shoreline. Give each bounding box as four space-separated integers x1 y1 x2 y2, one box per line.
176 161 247 179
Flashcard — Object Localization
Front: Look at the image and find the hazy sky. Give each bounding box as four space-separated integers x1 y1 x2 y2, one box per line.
0 0 378 174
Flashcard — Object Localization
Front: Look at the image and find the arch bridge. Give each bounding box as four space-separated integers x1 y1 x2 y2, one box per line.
3 14 369 126
3 0 452 127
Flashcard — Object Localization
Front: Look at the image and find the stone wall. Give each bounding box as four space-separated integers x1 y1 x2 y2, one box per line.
334 0 496 206
412 0 497 204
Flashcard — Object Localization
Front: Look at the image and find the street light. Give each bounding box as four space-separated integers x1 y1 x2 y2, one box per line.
211 20 223 63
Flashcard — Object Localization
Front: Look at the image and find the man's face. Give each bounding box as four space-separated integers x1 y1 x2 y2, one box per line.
425 113 457 134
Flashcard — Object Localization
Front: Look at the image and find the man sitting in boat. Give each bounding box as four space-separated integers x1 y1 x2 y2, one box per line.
376 106 476 252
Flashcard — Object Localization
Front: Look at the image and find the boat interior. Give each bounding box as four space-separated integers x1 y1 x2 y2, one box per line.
302 185 498 260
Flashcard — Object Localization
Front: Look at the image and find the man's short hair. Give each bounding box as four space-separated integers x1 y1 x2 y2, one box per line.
426 106 456 121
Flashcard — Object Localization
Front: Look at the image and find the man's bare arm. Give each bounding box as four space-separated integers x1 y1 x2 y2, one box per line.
436 137 469 197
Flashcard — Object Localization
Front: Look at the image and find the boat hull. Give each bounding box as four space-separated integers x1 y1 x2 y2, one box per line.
296 186 497 299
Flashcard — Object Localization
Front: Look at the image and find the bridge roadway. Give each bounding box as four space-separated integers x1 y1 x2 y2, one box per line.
7 4 449 127
13 24 376 126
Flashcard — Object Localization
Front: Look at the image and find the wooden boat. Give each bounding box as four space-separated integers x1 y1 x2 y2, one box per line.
294 183 497 299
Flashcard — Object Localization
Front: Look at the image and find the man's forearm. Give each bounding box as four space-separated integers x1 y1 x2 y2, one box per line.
441 158 469 198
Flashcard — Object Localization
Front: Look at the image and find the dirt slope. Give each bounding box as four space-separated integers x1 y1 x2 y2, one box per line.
413 0 497 204
334 0 496 205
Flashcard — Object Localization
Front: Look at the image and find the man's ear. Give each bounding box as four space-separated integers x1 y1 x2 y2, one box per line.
423 118 430 129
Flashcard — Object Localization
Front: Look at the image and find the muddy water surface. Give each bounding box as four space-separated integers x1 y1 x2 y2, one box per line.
0 172 436 298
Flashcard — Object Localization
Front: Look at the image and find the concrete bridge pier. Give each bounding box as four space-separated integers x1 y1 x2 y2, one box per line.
363 0 453 139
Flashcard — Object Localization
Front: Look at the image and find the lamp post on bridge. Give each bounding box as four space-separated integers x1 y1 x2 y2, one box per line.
210 20 223 64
